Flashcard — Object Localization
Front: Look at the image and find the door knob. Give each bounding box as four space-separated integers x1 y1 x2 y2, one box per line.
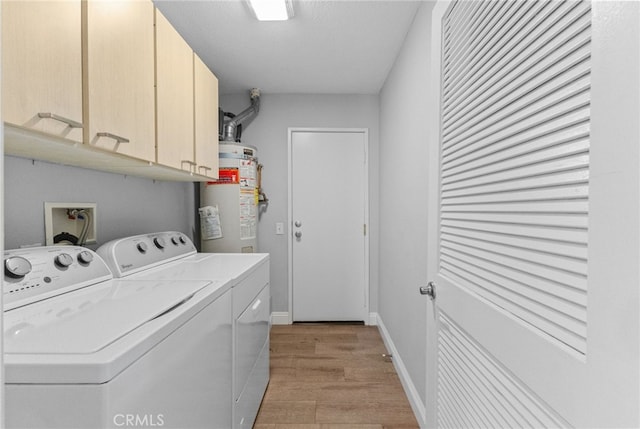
295 221 302 227
420 282 436 300
295 231 302 238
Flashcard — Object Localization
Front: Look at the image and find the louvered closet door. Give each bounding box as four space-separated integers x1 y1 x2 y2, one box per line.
426 1 639 428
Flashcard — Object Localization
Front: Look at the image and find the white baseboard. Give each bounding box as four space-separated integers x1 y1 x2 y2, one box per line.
368 312 378 326
270 312 290 325
374 312 426 428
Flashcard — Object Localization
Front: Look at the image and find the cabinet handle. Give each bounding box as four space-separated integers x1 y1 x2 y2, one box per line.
37 112 83 129
97 132 129 143
198 165 212 174
181 160 196 173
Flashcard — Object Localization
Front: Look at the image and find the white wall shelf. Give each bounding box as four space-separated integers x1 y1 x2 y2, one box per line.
4 123 212 183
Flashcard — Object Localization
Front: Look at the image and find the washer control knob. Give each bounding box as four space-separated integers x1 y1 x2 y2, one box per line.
153 237 166 249
55 253 74 268
137 242 148 253
77 250 94 264
5 256 32 278
179 235 187 245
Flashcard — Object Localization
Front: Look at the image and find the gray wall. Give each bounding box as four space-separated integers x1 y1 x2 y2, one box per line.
219 93 380 315
378 1 436 412
4 156 196 250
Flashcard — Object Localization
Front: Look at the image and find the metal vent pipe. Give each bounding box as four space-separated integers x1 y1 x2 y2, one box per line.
222 88 261 142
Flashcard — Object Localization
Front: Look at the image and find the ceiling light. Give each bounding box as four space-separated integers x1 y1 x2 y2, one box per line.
247 0 294 21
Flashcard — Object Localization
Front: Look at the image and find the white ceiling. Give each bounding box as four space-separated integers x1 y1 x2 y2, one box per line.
154 0 422 95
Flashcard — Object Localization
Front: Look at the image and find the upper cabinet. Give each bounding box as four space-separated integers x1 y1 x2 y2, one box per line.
194 54 220 179
155 9 195 173
85 0 156 162
2 1 83 142
2 1 220 182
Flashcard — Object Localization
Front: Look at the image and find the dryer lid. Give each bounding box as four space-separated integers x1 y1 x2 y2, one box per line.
131 252 269 283
4 278 211 354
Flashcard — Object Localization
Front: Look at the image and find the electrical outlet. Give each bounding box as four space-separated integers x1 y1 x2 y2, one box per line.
44 202 97 246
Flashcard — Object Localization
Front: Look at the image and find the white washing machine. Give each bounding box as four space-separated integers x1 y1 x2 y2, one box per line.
97 231 270 429
3 245 233 429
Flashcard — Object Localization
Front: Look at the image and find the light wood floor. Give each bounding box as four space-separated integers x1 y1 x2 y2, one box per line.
254 323 420 429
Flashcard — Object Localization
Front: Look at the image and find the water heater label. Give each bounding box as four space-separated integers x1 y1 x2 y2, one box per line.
240 160 257 188
239 189 257 240
199 205 223 240
209 168 239 184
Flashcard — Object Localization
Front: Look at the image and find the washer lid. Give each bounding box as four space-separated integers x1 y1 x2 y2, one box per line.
4 278 211 355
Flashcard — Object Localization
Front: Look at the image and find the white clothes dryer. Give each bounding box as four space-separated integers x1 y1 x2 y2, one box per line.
3 245 232 429
97 232 270 429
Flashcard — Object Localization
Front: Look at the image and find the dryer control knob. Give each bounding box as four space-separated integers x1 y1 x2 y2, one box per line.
137 242 148 253
77 250 94 264
171 236 179 246
5 256 32 278
55 253 74 268
179 235 187 245
154 237 166 249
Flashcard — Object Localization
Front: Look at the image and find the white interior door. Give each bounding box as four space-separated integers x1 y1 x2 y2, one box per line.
425 1 639 428
289 129 368 322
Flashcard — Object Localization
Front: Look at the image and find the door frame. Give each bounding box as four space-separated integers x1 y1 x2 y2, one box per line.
287 127 370 324
425 2 449 426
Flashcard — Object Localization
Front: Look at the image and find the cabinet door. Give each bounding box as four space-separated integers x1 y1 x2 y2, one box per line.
194 54 219 179
85 0 155 161
2 1 83 142
155 9 194 172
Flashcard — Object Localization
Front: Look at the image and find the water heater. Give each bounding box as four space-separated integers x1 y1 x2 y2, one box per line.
200 143 259 253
